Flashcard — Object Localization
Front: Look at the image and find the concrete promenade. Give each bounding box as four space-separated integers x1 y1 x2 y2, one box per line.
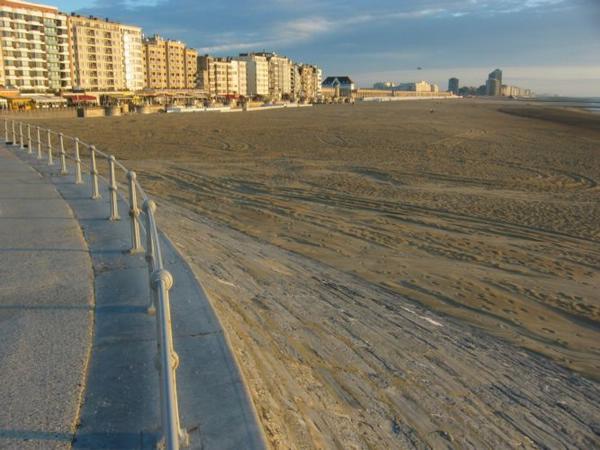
0 141 265 449
0 146 94 449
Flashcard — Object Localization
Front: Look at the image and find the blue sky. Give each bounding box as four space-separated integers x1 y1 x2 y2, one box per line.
53 0 599 96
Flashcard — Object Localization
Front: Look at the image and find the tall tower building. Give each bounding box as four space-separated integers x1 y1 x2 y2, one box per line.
448 77 459 95
0 0 71 92
486 69 502 96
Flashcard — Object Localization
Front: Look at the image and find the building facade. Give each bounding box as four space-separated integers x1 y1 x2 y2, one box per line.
397 80 432 92
264 53 291 99
0 0 71 92
121 24 144 91
143 35 197 89
198 55 247 98
501 84 533 97
68 15 143 92
448 77 459 95
298 64 321 100
486 69 502 96
237 53 269 96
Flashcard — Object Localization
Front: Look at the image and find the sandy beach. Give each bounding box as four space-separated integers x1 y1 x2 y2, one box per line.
31 99 600 449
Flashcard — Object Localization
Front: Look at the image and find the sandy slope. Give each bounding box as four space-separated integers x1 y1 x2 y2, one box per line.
33 100 600 449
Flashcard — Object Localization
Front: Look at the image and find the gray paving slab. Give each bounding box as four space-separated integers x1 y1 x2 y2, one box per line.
0 145 94 450
9 141 266 449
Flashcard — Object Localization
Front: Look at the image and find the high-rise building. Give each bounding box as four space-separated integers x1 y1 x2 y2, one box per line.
122 24 144 91
448 77 459 95
486 69 502 96
198 55 247 97
237 53 269 96
291 63 301 99
238 52 294 98
143 35 197 90
266 53 291 98
298 64 321 100
0 0 71 92
0 36 5 87
68 15 143 91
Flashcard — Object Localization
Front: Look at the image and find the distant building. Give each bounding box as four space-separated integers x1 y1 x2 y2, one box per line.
373 81 396 90
448 78 459 95
236 53 269 97
501 84 534 98
237 52 294 99
198 55 247 98
486 69 502 96
322 76 354 97
397 80 432 93
143 35 197 90
430 84 439 93
297 64 322 100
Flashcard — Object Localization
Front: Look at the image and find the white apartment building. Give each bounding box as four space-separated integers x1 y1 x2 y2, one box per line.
0 0 71 92
230 59 246 96
122 24 144 91
237 53 268 96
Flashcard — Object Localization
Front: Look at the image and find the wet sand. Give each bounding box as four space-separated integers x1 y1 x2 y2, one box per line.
33 100 600 449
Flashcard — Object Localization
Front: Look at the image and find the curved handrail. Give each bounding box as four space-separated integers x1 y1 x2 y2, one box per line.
4 119 188 450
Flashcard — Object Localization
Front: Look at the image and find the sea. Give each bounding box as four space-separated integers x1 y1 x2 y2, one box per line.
526 97 600 114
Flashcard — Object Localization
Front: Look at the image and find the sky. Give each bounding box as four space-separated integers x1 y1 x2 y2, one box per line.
52 0 600 96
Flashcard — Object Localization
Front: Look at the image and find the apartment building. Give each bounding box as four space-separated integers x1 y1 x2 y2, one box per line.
237 53 268 97
121 24 144 91
264 53 292 99
0 38 4 86
0 0 71 92
143 35 197 89
298 64 321 100
68 15 143 91
198 54 247 97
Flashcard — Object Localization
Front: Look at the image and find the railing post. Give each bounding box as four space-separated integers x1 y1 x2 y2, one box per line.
3 119 8 144
47 129 53 165
27 124 32 154
90 146 101 199
11 120 16 145
74 138 83 184
127 171 143 253
152 268 189 450
143 199 157 316
19 122 24 149
108 155 120 221
59 133 68 175
36 127 42 159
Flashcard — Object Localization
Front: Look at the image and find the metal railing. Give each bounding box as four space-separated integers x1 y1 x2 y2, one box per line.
3 119 189 450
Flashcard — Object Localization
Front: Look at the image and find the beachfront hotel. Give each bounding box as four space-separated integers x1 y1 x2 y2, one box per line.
0 0 71 92
142 35 198 90
68 14 144 91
